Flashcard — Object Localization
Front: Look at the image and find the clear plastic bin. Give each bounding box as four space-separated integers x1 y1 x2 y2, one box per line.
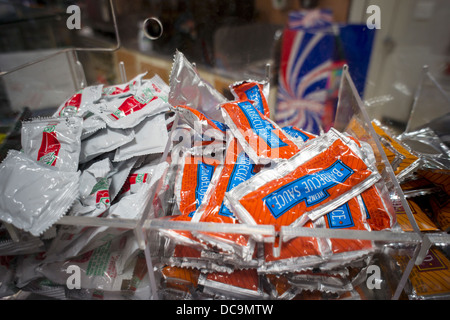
0 53 438 301
1 1 449 301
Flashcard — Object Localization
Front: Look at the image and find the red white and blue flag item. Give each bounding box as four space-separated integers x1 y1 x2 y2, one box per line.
275 27 334 134
275 9 375 134
287 9 333 31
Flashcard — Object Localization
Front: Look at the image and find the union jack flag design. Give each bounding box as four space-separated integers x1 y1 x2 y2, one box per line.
275 10 335 134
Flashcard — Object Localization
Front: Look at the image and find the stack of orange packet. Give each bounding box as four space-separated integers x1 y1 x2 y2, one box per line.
159 149 221 249
191 137 261 261
372 120 420 182
157 62 401 298
226 128 381 240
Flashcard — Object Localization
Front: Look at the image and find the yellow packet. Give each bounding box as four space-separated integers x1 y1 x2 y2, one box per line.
397 247 450 299
435 201 450 232
372 121 420 180
395 198 439 232
419 169 450 232
418 169 450 196
400 178 434 191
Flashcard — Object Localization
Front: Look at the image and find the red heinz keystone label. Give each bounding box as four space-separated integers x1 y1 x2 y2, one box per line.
37 123 61 166
108 86 160 120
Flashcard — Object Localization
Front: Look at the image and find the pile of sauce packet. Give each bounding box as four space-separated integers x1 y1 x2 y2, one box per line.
0 51 448 300
151 51 405 300
0 72 173 299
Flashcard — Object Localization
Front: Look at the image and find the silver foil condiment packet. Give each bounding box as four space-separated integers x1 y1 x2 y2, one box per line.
0 150 80 236
21 116 83 172
169 50 227 123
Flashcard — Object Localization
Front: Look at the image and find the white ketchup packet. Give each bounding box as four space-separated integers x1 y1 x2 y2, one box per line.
53 85 104 117
21 116 83 172
79 127 135 164
70 158 113 217
114 113 168 162
88 74 170 130
0 150 80 236
101 73 147 100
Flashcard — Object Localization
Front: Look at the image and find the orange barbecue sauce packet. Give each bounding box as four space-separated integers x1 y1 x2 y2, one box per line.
321 197 374 255
359 185 396 231
227 130 379 236
161 151 221 247
161 266 200 293
220 99 300 163
230 80 271 118
175 152 221 217
261 198 374 273
192 138 261 259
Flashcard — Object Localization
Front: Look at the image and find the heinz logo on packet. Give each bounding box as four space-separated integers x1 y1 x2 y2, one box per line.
238 101 287 149
263 160 354 219
37 123 61 166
